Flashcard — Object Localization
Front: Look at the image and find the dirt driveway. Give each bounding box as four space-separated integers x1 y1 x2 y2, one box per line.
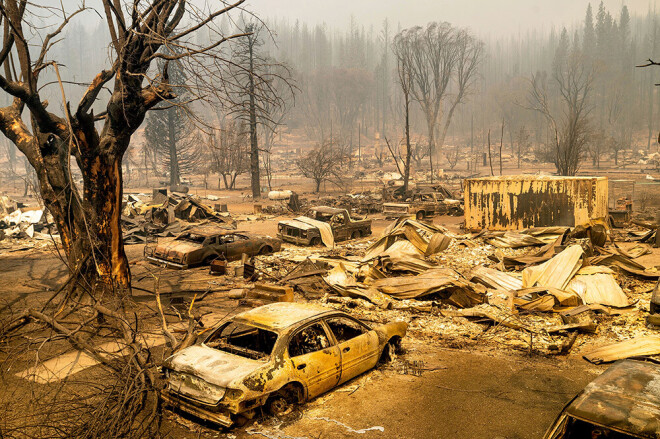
162 338 602 439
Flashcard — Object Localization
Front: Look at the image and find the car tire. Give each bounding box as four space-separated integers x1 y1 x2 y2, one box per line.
310 237 321 246
351 231 359 240
379 337 403 364
266 395 291 417
266 383 302 417
416 211 425 221
204 255 218 265
259 245 273 255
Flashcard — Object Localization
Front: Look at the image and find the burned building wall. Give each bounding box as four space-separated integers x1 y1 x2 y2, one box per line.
464 176 608 231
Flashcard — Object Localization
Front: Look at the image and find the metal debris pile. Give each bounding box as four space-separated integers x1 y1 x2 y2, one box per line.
0 196 57 251
121 191 235 244
251 217 660 363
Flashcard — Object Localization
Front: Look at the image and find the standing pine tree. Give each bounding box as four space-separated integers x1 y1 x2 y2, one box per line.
144 56 201 188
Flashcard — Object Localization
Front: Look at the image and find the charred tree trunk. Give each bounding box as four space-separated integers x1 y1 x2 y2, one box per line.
425 115 435 180
248 38 261 199
403 94 412 194
167 107 180 187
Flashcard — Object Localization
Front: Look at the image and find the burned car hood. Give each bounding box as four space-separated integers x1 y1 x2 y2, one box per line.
278 219 317 230
164 345 265 388
154 240 202 256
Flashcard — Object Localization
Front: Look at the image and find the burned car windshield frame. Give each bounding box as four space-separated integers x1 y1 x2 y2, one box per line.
203 313 372 361
204 321 278 360
176 233 207 243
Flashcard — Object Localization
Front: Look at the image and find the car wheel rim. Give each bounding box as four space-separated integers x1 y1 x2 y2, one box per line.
269 397 290 416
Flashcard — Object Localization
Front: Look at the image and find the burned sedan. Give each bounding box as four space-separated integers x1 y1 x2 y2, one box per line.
543 359 660 439
147 225 281 269
160 302 407 427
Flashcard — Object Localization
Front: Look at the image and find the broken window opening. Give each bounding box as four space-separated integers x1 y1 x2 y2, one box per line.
562 418 637 439
220 235 235 244
176 233 207 244
206 322 278 360
326 317 367 343
312 211 333 222
288 323 331 357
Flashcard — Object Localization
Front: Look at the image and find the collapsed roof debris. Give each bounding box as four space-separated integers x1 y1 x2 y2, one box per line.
121 192 235 244
237 213 660 362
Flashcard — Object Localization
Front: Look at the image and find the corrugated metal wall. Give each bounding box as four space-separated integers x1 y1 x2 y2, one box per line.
464 176 608 231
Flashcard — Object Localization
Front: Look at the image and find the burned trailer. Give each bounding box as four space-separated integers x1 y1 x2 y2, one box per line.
464 176 608 231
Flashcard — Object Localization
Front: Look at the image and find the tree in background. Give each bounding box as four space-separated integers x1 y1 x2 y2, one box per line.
227 21 295 199
144 57 201 188
529 30 594 176
207 117 250 190
394 23 483 176
392 32 414 193
297 139 347 192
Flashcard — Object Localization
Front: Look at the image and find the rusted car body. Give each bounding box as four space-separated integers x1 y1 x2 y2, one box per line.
543 359 660 438
147 225 281 269
383 192 463 220
160 302 407 427
277 206 372 246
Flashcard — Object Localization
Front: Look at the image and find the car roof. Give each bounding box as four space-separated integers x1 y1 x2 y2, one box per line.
565 359 660 436
310 206 344 214
232 302 335 331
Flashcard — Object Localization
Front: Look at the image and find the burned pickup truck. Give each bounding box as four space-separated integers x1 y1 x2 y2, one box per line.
277 206 371 247
383 191 463 220
147 225 281 269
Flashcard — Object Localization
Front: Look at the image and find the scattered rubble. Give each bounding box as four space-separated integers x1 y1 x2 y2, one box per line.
246 216 660 362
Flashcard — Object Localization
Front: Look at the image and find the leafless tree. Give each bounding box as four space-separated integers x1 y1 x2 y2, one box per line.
0 0 248 290
529 35 594 176
207 117 250 190
259 63 296 191
0 1 251 437
516 126 531 168
394 23 483 178
297 139 347 192
144 55 203 188
445 145 460 170
392 32 414 193
225 20 296 199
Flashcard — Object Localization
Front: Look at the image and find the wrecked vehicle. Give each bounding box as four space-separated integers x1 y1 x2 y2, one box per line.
147 225 281 269
543 359 660 438
277 206 372 246
160 302 407 427
383 191 463 220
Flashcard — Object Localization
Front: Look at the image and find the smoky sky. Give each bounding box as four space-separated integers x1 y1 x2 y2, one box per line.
247 0 652 36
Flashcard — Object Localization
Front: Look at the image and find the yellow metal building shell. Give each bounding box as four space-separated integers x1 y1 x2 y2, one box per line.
464 176 608 231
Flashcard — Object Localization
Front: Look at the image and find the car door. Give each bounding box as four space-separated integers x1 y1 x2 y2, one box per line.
287 322 341 398
236 233 258 255
332 214 349 241
209 236 225 257
220 234 239 260
212 236 228 259
325 316 379 384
